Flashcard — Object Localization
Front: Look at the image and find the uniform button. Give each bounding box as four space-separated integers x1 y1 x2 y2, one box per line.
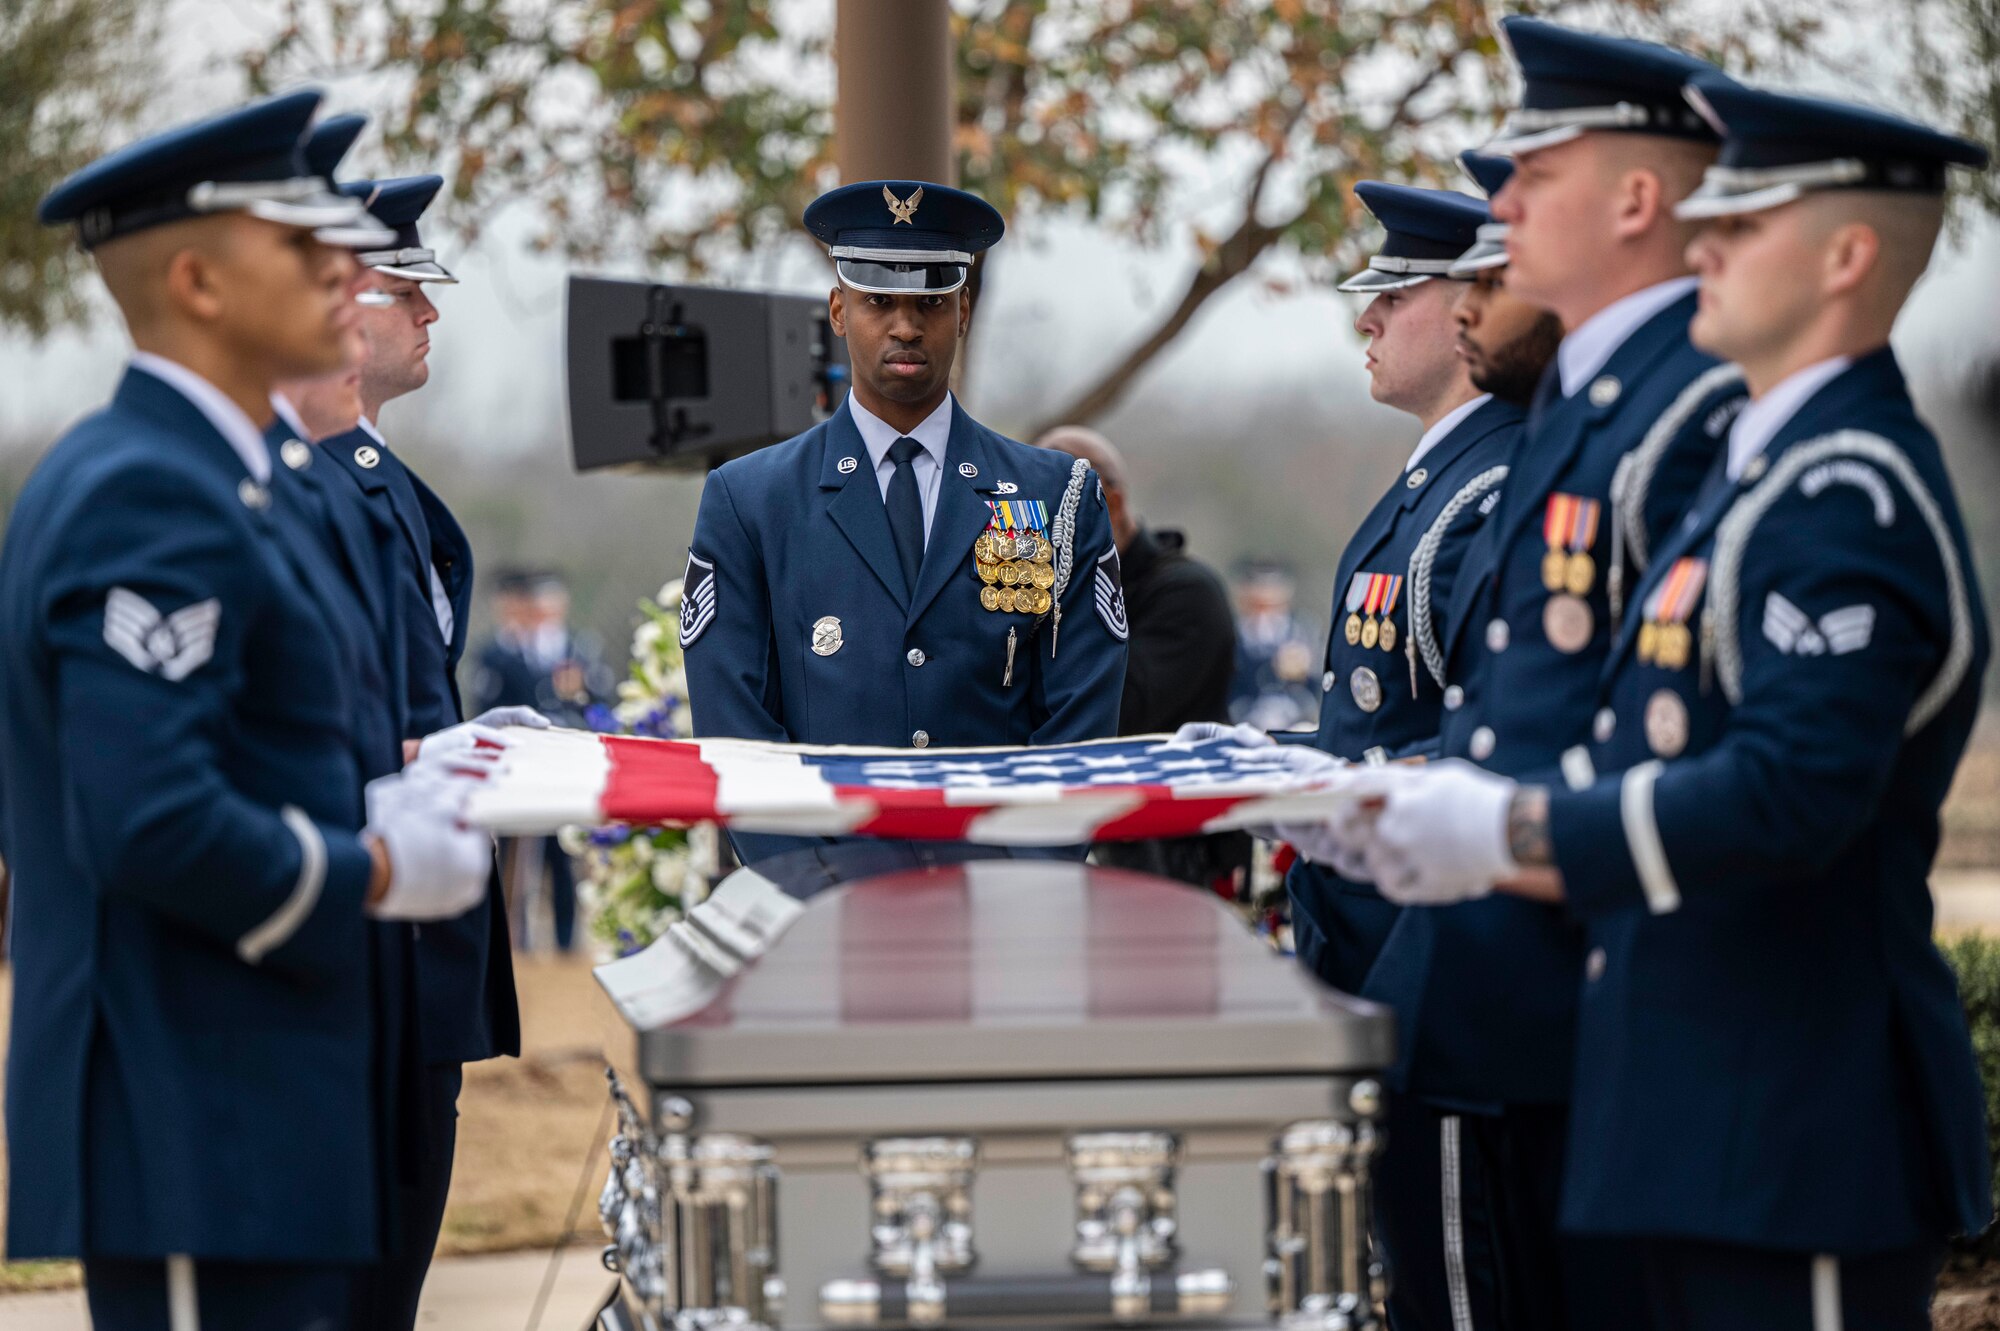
912 730 930 748
1469 726 1496 761
1322 670 1336 694
1593 708 1617 743
1486 618 1510 653
1586 947 1607 982
906 648 927 667
1443 685 1464 711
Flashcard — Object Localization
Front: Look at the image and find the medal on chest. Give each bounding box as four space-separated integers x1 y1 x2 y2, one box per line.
1636 557 1708 671
1541 493 1601 596
1344 571 1403 655
1540 492 1602 654
974 498 1055 616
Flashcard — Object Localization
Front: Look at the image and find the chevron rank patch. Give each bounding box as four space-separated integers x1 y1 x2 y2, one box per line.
1093 546 1128 641
1763 592 1875 658
102 587 220 681
679 552 717 648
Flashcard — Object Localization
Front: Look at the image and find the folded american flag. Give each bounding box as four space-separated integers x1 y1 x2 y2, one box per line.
462 728 1363 845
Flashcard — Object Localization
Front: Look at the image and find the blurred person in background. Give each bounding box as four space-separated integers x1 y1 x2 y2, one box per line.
471 569 611 952
1036 425 1247 895
1229 561 1320 731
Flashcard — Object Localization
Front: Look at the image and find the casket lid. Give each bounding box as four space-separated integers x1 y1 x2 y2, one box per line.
611 859 1394 1088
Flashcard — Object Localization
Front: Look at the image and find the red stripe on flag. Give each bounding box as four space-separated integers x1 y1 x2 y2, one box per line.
1084 787 1252 841
835 786 990 840
599 736 721 824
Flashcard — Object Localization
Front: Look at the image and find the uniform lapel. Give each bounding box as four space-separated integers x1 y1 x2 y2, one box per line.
263 470 381 770
324 427 432 578
1487 292 1699 566
819 406 911 607
908 406 998 625
408 466 474 667
276 429 391 643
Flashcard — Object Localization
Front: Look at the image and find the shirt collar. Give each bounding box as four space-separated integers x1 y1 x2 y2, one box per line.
1555 276 1700 398
269 392 309 442
1407 393 1491 472
357 416 387 446
847 392 955 469
129 351 272 482
1726 356 1853 481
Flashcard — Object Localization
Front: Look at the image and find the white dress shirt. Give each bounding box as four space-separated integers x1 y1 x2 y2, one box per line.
129 351 271 482
1726 356 1853 481
846 392 955 545
1555 276 1700 398
1407 393 1492 473
359 416 456 644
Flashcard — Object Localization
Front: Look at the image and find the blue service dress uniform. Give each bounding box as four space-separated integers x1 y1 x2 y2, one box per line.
1357 291 1745 1331
321 425 520 1064
683 397 1129 866
1285 395 1522 992
0 367 391 1316
1364 290 1742 1104
1282 395 1522 1331
317 425 522 1328
1545 348 1990 1326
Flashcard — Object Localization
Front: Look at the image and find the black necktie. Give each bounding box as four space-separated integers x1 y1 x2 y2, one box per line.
885 436 926 594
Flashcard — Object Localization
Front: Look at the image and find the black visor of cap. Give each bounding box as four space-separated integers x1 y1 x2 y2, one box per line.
837 258 969 295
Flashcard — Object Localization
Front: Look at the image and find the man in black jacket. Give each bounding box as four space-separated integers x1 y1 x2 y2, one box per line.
1036 426 1245 894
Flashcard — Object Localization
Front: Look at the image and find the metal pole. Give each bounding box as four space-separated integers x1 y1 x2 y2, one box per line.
834 0 956 185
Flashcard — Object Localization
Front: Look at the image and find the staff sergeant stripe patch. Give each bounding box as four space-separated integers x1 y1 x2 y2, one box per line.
680 552 717 648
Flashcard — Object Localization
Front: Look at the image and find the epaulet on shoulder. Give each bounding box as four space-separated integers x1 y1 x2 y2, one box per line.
1708 428 1971 737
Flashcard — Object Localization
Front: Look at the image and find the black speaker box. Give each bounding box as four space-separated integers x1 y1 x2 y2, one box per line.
565 276 850 473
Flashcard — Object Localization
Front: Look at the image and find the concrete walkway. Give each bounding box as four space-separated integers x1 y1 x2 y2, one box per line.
1936 869 2000 932
0 1245 616 1331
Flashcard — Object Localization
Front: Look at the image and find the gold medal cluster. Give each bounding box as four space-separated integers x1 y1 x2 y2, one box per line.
1637 622 1694 671
1343 611 1398 654
1540 545 1595 655
975 529 1055 615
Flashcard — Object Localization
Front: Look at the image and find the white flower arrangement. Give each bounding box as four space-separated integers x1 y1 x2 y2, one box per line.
563 579 716 957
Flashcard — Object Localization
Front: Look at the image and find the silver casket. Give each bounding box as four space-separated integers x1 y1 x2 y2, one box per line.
593 848 1394 1331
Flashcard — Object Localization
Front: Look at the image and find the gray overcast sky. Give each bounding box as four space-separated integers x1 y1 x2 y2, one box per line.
5 0 1998 453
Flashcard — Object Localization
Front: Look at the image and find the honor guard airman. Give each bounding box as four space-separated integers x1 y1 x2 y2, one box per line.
1289 179 1530 1331
682 181 1127 867
1 91 496 1331
1344 82 1992 1331
286 162 531 1327
1319 21 1752 1327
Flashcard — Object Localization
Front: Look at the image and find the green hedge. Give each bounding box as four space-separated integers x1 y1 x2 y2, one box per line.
1944 933 2000 1264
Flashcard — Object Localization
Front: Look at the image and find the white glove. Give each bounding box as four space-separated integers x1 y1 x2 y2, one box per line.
470 706 553 731
409 707 550 779
1274 797 1376 881
1168 722 1273 749
1361 760 1519 905
362 770 492 921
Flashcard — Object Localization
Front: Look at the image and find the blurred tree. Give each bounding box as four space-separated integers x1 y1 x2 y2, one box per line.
0 0 155 336
269 3 1830 429
1908 0 2000 219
